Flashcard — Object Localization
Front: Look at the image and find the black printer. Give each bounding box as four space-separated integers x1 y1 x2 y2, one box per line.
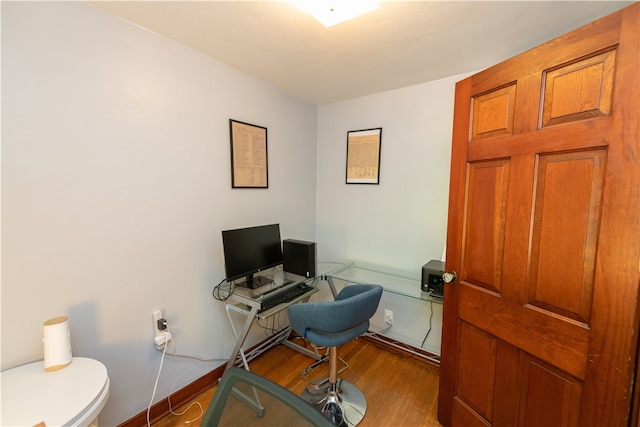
421 260 445 299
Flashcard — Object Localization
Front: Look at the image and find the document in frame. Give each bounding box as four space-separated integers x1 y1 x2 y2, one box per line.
346 128 382 184
229 119 268 188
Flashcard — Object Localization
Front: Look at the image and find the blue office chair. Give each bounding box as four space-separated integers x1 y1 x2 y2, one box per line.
287 284 383 427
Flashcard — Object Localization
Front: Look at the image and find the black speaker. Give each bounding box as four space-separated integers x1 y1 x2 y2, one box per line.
283 239 316 278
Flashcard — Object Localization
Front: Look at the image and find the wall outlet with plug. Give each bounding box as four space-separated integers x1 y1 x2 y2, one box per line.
152 310 171 350
384 309 393 325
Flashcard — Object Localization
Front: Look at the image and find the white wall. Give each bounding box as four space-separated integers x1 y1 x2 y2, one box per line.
315 73 472 353
2 2 476 424
316 76 469 270
1 2 317 425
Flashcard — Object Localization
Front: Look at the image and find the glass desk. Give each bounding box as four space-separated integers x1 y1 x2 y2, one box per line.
217 268 324 369
217 261 443 369
319 261 443 364
318 261 444 304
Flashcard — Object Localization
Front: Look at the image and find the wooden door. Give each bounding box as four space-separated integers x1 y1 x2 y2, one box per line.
438 4 639 427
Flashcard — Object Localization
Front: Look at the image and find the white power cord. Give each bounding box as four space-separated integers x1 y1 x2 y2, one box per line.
147 336 169 427
146 325 204 426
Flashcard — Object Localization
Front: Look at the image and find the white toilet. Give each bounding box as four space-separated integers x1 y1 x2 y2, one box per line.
1 357 109 426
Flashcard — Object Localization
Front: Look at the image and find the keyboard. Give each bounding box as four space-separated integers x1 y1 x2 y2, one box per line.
258 283 315 314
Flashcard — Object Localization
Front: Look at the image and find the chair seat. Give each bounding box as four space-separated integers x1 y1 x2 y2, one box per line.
304 321 369 348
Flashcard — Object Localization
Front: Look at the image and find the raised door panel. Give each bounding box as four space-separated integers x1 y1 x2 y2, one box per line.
463 160 509 293
517 355 582 427
540 49 616 127
528 149 606 323
471 84 517 140
454 321 497 423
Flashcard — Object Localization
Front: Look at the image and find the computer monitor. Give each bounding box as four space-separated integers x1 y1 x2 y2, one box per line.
221 224 283 289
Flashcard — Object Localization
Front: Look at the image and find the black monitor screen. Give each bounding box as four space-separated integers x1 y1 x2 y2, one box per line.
221 224 283 288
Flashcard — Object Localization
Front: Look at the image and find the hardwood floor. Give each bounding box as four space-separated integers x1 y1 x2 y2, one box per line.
154 336 442 426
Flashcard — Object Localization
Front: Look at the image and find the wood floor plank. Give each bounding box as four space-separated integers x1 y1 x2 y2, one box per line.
153 337 442 427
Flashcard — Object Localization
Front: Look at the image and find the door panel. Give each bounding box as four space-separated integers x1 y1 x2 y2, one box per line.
472 84 517 140
463 159 509 293
439 4 639 426
529 149 606 323
456 321 497 420
517 354 582 427
540 49 615 127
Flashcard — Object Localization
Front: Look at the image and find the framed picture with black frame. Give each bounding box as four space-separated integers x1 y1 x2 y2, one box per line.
345 127 382 184
229 119 269 188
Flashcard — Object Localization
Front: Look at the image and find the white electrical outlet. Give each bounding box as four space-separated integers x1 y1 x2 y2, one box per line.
152 310 171 350
152 310 163 338
384 309 393 325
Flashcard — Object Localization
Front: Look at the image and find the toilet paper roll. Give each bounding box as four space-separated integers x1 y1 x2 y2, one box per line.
43 316 72 371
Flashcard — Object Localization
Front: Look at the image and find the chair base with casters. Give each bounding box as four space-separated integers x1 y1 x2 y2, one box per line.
301 376 366 426
288 284 383 427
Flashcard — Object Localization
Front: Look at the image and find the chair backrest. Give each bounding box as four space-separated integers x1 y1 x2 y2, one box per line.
201 366 333 426
287 284 383 346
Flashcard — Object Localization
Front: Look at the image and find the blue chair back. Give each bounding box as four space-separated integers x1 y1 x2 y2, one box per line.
288 284 383 348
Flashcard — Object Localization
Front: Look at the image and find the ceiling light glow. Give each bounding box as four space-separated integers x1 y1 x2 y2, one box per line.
295 0 379 27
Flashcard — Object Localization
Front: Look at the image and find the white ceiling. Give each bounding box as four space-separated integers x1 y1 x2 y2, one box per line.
90 1 634 105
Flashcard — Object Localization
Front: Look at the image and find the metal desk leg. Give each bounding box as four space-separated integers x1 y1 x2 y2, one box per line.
224 303 260 369
325 276 339 298
282 335 324 360
223 276 328 369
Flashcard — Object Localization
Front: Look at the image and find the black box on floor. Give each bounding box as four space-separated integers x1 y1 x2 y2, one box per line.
283 239 316 278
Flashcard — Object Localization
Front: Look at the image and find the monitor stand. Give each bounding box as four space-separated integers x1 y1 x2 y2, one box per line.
237 273 273 289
